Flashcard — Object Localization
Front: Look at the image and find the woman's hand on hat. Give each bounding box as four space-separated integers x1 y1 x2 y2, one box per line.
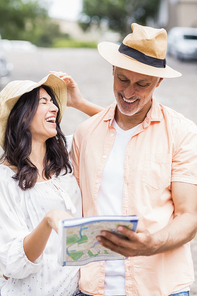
49 71 85 109
50 71 103 116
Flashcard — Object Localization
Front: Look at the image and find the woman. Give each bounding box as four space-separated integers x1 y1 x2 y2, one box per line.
0 72 102 296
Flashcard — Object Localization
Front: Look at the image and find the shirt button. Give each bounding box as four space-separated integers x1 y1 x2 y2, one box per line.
96 180 99 183
111 133 114 137
103 155 107 159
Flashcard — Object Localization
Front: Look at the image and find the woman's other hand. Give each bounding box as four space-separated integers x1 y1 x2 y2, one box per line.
23 209 73 262
46 209 73 233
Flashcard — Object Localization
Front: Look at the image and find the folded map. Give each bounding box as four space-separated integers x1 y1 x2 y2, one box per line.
58 215 139 266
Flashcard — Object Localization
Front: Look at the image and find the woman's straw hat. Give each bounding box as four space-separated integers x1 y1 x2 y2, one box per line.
0 73 67 148
98 23 181 78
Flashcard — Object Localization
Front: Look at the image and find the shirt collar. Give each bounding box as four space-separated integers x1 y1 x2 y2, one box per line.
142 97 163 128
103 98 163 128
103 101 117 126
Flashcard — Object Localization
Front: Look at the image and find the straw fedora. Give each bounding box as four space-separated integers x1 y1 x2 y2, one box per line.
98 23 181 78
0 73 67 148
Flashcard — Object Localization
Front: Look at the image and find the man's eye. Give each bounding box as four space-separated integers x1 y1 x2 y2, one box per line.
119 78 128 82
137 83 149 87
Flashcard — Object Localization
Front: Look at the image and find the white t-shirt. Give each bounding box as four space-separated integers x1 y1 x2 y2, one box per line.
97 120 139 296
0 164 82 296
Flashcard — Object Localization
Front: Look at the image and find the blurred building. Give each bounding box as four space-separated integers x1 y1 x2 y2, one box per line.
52 18 120 42
53 0 197 39
158 0 197 30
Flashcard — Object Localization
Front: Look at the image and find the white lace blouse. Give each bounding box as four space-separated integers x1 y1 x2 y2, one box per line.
0 164 82 296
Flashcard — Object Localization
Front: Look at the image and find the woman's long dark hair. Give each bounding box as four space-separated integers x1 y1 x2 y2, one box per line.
1 85 72 190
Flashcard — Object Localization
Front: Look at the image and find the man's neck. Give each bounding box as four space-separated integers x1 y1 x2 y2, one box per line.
114 110 145 131
114 102 152 131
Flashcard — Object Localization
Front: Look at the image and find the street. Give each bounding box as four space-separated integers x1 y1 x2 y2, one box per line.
2 47 197 295
4 47 197 134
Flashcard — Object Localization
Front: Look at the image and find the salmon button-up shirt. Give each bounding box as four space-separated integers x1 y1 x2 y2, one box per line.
70 99 197 296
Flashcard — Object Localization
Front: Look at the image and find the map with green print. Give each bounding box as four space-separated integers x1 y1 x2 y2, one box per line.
58 215 138 266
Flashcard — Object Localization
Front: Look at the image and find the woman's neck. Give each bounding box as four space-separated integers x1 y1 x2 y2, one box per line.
30 141 47 181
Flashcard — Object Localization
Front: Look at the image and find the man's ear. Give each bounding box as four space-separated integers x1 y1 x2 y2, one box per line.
112 66 115 76
156 78 163 88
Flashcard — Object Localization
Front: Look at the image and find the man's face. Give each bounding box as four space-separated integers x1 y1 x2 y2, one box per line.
113 66 163 121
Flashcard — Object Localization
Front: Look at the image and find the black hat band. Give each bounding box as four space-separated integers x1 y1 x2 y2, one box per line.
119 43 166 68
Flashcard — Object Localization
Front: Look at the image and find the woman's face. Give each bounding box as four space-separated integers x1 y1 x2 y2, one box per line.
29 87 59 143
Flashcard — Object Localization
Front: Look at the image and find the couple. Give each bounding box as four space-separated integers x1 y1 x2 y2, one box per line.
0 23 197 296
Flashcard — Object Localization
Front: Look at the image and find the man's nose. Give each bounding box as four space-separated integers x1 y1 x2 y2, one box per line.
123 85 135 99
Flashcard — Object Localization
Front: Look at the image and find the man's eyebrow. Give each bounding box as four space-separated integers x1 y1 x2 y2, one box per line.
118 74 129 79
118 73 127 77
137 79 151 83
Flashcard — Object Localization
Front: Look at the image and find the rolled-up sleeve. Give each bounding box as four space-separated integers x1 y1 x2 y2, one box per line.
172 120 197 184
70 130 81 185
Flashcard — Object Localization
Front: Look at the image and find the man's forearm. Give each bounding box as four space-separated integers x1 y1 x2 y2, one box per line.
97 212 197 257
150 212 197 255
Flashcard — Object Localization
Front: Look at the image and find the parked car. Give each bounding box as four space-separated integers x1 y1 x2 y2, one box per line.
0 39 37 53
167 27 197 61
9 40 37 52
0 51 13 89
0 39 12 52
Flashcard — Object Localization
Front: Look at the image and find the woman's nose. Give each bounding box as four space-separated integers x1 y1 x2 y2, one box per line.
50 103 59 113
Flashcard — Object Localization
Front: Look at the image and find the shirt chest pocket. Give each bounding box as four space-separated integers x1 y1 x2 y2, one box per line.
143 153 172 190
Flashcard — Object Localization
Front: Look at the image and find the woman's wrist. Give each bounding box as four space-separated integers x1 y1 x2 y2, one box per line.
44 211 55 231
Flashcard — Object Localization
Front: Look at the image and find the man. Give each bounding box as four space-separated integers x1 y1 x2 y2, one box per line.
70 23 197 296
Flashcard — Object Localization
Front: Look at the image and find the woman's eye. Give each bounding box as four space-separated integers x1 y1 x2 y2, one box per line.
39 98 48 104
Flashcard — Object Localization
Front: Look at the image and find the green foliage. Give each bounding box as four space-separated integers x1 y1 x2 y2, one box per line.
52 38 97 48
0 0 66 47
32 20 66 47
79 0 160 38
0 0 47 39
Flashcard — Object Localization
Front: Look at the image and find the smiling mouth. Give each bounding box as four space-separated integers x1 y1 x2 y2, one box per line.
45 117 56 123
122 97 138 104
